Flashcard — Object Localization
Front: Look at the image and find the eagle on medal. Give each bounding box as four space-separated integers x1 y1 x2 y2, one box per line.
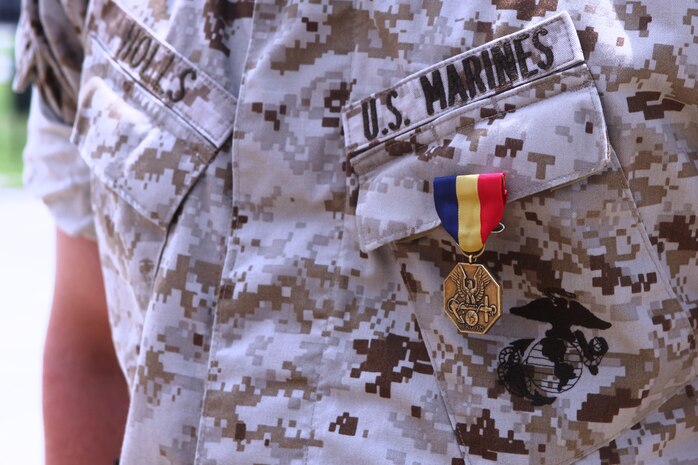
444 262 502 334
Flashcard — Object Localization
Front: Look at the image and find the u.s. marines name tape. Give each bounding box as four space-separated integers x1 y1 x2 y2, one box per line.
342 12 584 155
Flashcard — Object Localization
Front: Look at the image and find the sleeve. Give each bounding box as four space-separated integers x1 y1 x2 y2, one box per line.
23 90 96 240
13 0 87 123
14 0 95 239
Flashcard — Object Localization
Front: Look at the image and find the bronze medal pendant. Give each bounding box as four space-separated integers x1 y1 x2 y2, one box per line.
433 173 508 336
444 262 502 334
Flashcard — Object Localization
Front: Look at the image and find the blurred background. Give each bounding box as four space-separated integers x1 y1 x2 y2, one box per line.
1 0 53 463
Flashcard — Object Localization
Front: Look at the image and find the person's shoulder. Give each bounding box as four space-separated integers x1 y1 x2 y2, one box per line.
14 0 91 125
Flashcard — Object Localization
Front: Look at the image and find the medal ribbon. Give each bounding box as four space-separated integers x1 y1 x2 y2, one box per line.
433 173 508 254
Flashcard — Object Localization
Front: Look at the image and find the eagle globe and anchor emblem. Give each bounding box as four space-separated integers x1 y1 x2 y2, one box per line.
497 288 612 406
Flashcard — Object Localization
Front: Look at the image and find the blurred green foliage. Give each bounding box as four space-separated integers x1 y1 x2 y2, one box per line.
0 81 27 187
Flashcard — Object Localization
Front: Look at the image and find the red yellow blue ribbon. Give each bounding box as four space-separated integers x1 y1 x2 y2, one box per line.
433 173 508 254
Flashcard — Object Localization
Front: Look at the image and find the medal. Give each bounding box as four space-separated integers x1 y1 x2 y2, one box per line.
433 174 508 335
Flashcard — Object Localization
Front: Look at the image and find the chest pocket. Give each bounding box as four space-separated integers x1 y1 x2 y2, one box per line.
70 5 235 310
73 0 236 220
73 38 218 227
344 12 693 465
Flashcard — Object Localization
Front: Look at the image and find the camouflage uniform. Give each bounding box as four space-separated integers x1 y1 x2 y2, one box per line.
15 0 697 464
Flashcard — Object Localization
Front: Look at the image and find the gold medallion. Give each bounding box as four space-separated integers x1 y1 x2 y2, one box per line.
443 262 502 335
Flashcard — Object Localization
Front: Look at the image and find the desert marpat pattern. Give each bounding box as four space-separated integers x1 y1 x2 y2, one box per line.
14 0 697 464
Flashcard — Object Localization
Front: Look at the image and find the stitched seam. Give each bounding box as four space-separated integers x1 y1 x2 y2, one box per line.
358 77 594 178
91 32 227 151
386 240 474 465
346 50 581 154
353 65 589 176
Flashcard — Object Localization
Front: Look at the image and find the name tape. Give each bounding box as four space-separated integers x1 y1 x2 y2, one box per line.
88 1 236 148
342 12 584 155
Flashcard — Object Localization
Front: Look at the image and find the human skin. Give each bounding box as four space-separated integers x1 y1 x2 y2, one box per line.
43 229 129 465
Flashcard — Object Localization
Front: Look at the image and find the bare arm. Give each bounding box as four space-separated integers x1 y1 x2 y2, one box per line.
43 229 129 465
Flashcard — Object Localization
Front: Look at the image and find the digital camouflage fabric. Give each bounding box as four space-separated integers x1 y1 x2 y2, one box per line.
15 0 697 464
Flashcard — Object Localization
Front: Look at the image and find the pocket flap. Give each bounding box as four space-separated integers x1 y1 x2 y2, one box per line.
71 4 236 229
350 64 610 253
